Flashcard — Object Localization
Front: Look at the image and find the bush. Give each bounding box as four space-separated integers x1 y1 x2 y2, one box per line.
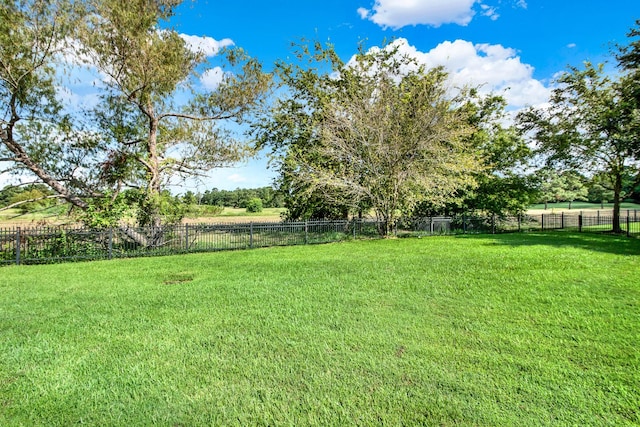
246 198 263 213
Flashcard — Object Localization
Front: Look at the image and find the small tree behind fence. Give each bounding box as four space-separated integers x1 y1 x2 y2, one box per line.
1 212 638 266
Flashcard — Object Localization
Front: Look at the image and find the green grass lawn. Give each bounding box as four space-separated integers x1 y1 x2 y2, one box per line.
1 233 638 425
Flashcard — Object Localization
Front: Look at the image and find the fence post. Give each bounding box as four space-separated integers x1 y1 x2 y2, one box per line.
491 213 496 234
541 214 545 231
627 216 630 238
108 227 113 260
463 213 467 234
518 215 521 232
561 212 564 229
304 221 308 244
250 222 254 249
15 227 21 266
184 224 189 252
578 214 583 233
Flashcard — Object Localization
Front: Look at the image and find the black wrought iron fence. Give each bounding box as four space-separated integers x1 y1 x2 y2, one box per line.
1 212 638 266
0 220 379 265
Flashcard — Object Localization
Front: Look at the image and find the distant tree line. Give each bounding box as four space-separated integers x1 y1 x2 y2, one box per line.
187 187 284 209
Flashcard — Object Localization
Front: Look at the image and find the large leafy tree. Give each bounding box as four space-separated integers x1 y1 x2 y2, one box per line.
517 60 640 232
408 94 536 217
1 0 270 235
458 94 536 216
252 43 354 221
78 0 270 227
255 42 482 235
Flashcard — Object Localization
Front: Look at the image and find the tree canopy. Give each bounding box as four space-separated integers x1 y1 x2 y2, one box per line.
517 40 640 231
1 0 270 236
254 41 484 234
78 0 270 227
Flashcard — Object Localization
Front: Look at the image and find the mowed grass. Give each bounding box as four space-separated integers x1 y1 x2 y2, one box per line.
0 233 638 426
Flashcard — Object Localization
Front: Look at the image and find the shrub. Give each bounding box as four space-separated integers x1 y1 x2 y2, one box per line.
246 198 263 213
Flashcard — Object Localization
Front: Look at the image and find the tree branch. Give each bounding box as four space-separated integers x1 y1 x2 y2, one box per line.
158 111 238 122
0 194 65 212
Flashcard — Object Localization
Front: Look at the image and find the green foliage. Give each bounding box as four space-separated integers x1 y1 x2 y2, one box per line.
616 19 640 74
253 40 483 232
135 191 187 227
1 235 638 424
245 197 263 213
0 185 19 207
2 0 271 231
517 56 640 230
8 188 52 213
1 184 53 211
453 95 537 216
77 0 271 227
0 0 93 210
76 191 133 228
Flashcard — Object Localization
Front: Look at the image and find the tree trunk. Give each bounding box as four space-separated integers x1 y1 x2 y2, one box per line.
612 172 623 233
2 128 91 210
145 113 166 245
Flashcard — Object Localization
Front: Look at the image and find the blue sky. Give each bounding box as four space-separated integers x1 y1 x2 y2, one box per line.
165 0 639 193
2 0 639 193
174 0 635 81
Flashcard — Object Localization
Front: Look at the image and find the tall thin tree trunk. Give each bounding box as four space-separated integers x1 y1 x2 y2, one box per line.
613 172 623 233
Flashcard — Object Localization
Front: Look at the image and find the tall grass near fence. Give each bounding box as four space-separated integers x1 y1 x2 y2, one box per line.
1 212 639 265
0 234 638 425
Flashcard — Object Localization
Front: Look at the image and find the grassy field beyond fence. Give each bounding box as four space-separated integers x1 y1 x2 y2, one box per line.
0 233 638 425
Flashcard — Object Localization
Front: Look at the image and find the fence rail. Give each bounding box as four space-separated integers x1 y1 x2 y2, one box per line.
1 212 638 266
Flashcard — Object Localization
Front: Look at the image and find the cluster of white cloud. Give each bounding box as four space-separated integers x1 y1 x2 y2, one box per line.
201 67 232 90
179 34 234 57
354 1 547 110
358 0 526 29
377 38 548 109
177 34 237 90
358 0 476 29
410 39 549 107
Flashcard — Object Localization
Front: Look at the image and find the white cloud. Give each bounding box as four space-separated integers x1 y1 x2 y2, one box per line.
179 34 234 57
480 4 499 21
357 7 370 19
359 0 478 29
567 43 577 48
349 38 550 110
227 173 247 183
201 67 232 90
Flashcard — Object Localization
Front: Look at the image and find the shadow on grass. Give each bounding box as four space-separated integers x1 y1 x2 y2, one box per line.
455 231 640 256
